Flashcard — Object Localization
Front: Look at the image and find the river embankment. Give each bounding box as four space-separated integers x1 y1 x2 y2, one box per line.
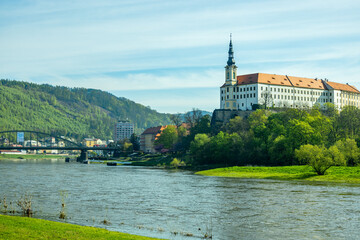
0 154 66 160
196 165 360 183
0 214 162 240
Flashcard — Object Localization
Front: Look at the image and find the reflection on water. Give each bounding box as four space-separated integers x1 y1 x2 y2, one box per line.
1 159 360 239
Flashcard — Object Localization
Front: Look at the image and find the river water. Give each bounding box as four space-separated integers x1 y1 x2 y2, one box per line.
1 159 360 239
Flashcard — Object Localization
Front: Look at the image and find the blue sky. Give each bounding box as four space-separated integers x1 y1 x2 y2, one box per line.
1 0 360 113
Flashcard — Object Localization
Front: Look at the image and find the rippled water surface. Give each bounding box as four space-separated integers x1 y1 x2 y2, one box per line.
1 159 360 239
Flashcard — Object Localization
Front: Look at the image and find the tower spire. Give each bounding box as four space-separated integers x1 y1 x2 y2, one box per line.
227 33 235 66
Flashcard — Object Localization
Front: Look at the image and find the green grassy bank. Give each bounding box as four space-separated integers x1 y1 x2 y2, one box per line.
0 214 162 240
0 154 66 160
196 165 360 183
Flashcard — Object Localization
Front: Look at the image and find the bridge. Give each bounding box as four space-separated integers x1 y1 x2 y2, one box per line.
0 130 120 161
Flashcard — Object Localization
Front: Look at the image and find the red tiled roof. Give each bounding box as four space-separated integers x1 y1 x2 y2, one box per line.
237 73 292 87
325 81 360 94
235 73 327 90
142 126 163 135
221 72 360 93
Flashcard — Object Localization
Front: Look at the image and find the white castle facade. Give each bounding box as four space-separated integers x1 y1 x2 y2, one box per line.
220 38 360 111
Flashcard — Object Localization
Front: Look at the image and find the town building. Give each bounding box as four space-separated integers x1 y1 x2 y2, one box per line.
114 120 134 142
140 126 167 153
82 138 103 147
220 37 360 111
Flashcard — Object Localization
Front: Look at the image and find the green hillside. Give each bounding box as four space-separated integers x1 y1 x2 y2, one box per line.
0 79 171 140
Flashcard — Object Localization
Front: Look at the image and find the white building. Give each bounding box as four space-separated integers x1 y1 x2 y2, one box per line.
114 120 134 142
220 38 360 111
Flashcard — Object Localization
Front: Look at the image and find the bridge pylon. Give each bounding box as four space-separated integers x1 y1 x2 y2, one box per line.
77 149 88 162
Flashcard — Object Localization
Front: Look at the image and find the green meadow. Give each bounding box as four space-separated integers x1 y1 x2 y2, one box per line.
196 165 360 183
0 214 162 240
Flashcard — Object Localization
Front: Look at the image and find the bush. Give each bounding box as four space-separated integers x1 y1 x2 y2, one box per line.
170 158 185 168
295 144 345 175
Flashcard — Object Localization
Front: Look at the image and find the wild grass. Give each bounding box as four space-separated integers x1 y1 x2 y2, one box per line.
59 191 67 219
0 214 162 240
16 194 33 217
196 165 360 183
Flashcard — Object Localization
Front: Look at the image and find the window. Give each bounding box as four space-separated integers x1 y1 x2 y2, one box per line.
247 87 249 91
233 72 235 79
281 89 283 93
221 90 223 94
240 88 242 92
270 88 272 91
237 87 239 92
221 97 223 100
254 93 256 98
250 87 252 91
242 103 244 106
261 87 263 90
237 95 239 99
250 93 252 98
247 94 249 98
227 95 229 99
226 102 229 107
254 86 256 91
233 87 236 92
227 72 229 79
227 87 229 92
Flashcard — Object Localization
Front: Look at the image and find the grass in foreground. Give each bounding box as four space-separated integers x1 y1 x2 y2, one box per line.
0 215 162 240
196 165 360 183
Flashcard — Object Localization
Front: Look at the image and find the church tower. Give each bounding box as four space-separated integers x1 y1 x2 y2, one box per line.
222 34 238 110
225 34 237 86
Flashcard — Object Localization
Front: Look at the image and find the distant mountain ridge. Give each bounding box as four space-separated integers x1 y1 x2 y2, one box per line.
0 79 172 140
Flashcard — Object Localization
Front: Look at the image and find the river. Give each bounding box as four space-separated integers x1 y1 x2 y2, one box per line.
1 159 360 239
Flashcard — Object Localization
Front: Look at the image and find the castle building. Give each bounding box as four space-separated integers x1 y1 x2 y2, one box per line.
220 37 360 111
114 120 134 142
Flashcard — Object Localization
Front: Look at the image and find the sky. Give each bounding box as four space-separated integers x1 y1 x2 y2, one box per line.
1 0 360 113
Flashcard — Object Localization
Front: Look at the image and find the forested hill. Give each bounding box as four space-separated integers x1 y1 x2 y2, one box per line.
0 79 171 140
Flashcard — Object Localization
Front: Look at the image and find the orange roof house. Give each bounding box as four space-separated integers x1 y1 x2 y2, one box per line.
140 126 167 153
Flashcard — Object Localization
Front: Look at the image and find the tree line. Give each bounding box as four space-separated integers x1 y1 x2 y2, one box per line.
156 105 360 174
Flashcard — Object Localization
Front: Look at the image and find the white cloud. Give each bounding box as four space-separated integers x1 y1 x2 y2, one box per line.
23 69 222 91
1 0 360 112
